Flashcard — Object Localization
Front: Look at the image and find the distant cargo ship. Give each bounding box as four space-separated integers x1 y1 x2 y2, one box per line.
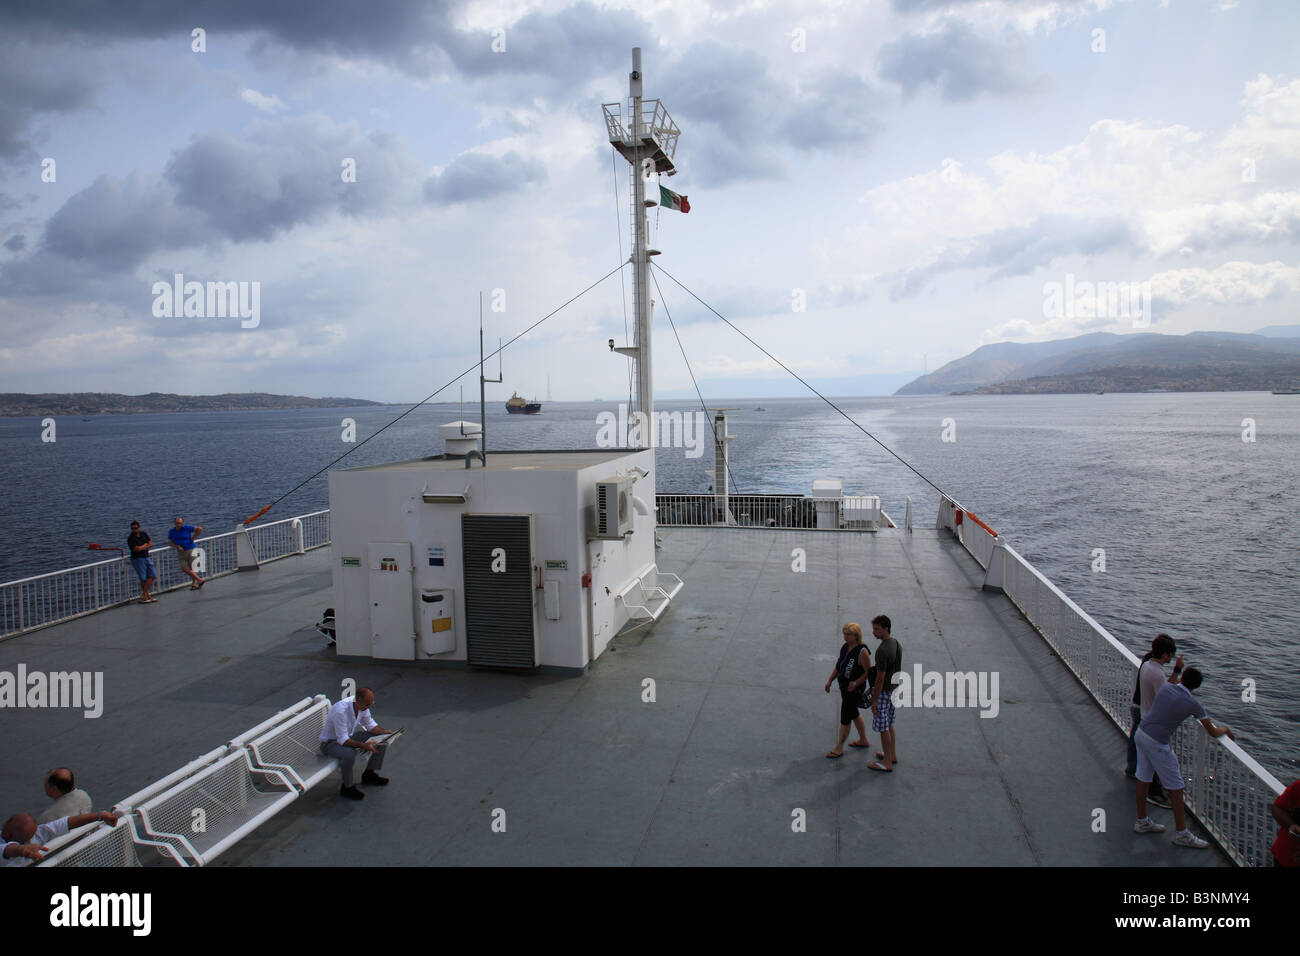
505 391 542 414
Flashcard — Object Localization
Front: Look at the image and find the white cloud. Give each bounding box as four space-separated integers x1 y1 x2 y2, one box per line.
1149 259 1300 308
240 88 286 113
823 74 1300 292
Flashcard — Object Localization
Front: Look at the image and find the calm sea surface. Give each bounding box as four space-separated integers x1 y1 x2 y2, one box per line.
1 393 1296 780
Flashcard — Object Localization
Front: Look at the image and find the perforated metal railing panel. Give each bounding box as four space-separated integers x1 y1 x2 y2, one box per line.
461 514 536 668
48 824 140 867
253 703 336 786
140 754 292 857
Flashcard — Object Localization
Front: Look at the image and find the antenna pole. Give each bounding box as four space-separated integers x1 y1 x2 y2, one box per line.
478 293 503 463
602 48 679 450
479 293 487 464
629 47 653 448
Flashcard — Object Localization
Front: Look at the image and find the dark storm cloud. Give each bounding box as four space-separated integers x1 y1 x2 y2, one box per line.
41 172 209 271
877 21 1034 101
0 1 446 69
2 111 549 288
439 3 655 82
888 215 1136 299
0 1 653 85
165 116 425 241
423 151 546 204
3 235 27 252
660 43 876 187
0 38 102 160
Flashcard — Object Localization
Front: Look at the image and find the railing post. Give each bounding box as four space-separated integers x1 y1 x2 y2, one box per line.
292 518 304 555
235 525 260 572
982 540 1007 593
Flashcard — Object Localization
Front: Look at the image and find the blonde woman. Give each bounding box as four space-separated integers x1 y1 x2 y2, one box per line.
824 622 872 758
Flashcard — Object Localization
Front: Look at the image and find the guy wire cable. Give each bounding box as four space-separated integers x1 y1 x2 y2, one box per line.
651 268 744 497
652 261 949 498
242 261 630 524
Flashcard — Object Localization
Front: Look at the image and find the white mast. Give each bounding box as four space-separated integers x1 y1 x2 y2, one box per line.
603 48 681 448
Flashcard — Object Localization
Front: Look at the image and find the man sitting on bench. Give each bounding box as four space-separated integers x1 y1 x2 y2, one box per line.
319 688 396 801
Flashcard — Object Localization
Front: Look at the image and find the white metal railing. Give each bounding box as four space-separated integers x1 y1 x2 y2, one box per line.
0 510 333 640
937 494 1284 867
656 493 884 530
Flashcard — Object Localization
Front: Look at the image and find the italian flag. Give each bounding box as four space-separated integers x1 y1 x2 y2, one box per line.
659 185 690 213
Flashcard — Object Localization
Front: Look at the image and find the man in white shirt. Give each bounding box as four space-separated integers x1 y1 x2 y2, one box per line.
2 809 119 864
37 768 92 824
319 688 396 800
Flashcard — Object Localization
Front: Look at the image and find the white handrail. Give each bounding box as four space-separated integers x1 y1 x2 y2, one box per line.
226 695 323 748
113 744 231 811
936 493 1285 866
1 509 333 639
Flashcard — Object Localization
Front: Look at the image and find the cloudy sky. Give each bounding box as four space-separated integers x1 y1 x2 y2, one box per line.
1 0 1297 401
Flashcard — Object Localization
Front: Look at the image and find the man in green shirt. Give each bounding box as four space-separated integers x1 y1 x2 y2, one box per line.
869 615 901 773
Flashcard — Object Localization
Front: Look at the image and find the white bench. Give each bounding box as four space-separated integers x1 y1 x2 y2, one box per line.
615 563 684 625
37 817 185 867
127 749 298 866
235 695 403 793
242 697 339 793
37 696 384 867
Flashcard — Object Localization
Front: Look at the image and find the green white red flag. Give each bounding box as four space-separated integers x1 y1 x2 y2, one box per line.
659 185 690 213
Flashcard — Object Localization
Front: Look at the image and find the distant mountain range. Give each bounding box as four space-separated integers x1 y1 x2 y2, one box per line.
0 392 382 417
895 326 1300 395
656 371 918 401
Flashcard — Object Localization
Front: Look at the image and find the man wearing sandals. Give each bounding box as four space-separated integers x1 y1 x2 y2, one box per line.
869 615 901 773
168 516 205 589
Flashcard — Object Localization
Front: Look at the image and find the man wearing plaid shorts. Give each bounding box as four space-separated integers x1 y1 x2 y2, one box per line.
868 615 901 773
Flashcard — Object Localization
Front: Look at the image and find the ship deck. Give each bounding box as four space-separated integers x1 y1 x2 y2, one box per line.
3 526 1230 866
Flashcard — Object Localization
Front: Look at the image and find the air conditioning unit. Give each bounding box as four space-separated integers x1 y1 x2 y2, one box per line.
596 476 636 539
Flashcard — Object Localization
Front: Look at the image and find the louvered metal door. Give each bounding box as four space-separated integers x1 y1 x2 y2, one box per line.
461 514 536 668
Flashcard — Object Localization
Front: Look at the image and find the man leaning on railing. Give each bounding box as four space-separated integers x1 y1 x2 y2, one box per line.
169 516 205 590
2 809 119 864
1132 667 1234 850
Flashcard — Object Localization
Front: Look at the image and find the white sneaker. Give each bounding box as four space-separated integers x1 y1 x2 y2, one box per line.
1134 818 1166 834
1173 830 1208 849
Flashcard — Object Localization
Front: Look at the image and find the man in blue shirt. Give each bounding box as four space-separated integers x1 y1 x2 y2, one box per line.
168 516 205 589
1133 667 1234 849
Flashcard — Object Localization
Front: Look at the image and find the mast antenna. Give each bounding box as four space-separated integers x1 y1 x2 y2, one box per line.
479 292 502 463
602 48 681 447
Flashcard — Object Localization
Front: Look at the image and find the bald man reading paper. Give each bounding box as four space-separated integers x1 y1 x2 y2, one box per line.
319 687 397 801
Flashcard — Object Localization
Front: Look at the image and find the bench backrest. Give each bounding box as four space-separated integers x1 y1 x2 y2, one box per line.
247 698 335 791
41 821 140 867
